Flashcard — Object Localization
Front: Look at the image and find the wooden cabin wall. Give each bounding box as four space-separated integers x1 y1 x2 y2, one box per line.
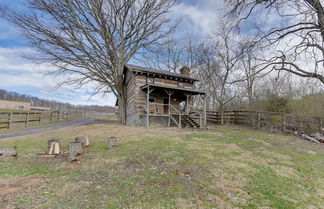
125 70 196 126
125 71 139 126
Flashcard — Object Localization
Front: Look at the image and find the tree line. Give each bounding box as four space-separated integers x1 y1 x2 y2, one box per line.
0 89 115 113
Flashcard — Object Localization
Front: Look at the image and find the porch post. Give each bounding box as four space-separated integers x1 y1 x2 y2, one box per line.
186 93 189 115
168 91 171 127
146 85 150 128
204 95 207 128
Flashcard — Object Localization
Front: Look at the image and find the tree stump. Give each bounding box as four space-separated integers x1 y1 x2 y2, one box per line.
0 146 17 160
68 142 84 162
48 139 60 155
75 136 90 148
107 137 117 150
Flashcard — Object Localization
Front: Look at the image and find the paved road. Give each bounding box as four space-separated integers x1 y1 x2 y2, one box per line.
0 117 97 140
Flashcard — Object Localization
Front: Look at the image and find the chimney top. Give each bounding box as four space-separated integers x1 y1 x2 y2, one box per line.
180 66 190 76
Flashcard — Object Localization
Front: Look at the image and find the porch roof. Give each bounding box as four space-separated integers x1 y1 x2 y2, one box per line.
140 84 206 95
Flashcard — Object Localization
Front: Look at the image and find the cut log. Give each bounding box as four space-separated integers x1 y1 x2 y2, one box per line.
0 146 17 160
68 142 84 162
302 134 320 144
75 136 90 148
107 137 117 150
48 139 60 155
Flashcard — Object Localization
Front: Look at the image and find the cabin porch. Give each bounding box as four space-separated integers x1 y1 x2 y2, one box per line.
140 84 206 128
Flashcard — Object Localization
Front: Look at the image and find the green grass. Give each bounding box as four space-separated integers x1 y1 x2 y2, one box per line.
0 121 323 209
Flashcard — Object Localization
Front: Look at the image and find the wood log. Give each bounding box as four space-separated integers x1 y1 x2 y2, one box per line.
0 146 17 160
302 134 320 144
75 136 90 148
68 142 84 162
48 139 60 155
107 137 117 150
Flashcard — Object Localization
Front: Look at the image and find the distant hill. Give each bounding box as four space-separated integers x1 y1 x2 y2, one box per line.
0 89 115 113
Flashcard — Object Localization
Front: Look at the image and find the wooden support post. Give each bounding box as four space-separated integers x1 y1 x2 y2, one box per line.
8 112 12 129
204 95 207 127
39 112 42 124
25 112 29 127
146 85 150 128
317 118 322 132
186 93 189 115
164 90 174 127
281 114 285 132
168 92 171 127
50 112 53 123
256 111 260 129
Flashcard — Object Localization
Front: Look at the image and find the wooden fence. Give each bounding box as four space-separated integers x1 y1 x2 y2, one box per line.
206 110 324 135
0 111 83 130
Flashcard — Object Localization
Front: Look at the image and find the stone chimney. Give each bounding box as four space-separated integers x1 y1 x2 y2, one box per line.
180 66 190 76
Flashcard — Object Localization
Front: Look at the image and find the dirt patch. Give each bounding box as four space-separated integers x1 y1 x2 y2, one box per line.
0 175 44 204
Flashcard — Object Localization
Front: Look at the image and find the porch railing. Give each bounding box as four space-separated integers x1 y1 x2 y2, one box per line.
143 102 205 128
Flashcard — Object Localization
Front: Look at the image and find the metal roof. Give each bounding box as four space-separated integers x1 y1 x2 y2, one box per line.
125 64 199 82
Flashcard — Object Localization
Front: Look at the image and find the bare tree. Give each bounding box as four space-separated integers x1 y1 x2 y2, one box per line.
240 42 262 104
226 0 324 84
0 0 176 124
196 21 247 124
138 34 205 73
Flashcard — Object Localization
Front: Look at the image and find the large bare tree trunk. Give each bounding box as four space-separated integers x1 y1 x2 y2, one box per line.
117 88 127 125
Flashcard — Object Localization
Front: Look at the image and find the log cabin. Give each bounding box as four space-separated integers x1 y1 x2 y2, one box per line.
121 64 206 128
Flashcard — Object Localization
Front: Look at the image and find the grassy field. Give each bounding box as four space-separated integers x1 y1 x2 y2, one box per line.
0 119 323 209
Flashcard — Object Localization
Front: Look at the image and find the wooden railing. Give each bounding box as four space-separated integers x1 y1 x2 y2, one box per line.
0 111 83 130
144 102 206 128
170 104 181 128
206 110 324 134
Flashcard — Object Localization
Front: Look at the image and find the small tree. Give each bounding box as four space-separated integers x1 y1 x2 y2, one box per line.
0 0 176 124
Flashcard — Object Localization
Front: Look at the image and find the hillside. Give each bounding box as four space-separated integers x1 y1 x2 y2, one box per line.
0 89 115 113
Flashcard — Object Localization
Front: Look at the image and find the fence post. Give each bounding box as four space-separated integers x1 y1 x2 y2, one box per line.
8 112 12 129
317 118 322 132
281 114 286 132
39 112 42 124
25 112 29 127
256 111 260 129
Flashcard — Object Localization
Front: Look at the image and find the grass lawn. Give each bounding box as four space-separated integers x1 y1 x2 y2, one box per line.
0 119 323 209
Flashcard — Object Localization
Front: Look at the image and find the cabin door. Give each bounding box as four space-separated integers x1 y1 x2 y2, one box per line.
163 99 169 114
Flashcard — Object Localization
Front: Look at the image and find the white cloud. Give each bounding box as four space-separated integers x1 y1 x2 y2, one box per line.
0 47 116 106
171 0 224 38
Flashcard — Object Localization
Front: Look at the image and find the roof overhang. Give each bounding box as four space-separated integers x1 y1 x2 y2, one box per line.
140 84 206 95
124 64 199 82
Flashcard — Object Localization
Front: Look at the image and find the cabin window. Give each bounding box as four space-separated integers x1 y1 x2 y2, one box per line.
147 77 155 84
178 82 185 88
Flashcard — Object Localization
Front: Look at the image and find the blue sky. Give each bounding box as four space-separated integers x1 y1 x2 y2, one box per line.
0 0 223 106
